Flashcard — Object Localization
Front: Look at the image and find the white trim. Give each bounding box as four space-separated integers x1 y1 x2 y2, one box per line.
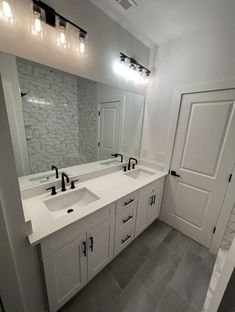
97 96 125 160
165 78 235 254
210 163 235 254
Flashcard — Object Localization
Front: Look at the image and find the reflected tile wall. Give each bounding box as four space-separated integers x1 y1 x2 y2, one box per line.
17 59 98 174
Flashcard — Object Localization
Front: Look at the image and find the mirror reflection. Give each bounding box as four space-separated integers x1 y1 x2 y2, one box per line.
2 54 145 187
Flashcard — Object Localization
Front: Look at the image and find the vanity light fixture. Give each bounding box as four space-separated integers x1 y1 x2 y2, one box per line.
31 0 87 52
0 0 16 24
114 53 151 85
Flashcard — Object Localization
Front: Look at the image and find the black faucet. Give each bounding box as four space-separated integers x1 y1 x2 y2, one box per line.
128 157 138 170
61 173 70 192
111 153 124 162
52 165 59 179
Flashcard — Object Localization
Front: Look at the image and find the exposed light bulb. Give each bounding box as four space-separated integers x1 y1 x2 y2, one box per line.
31 4 45 39
1 0 14 24
76 32 86 57
80 40 85 54
56 19 69 48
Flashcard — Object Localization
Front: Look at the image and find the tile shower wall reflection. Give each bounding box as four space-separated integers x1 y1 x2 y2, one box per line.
17 59 98 174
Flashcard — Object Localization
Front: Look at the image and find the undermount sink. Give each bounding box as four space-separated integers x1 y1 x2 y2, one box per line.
44 188 100 219
125 168 154 180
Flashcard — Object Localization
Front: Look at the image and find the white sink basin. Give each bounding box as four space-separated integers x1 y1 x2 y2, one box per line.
125 168 154 180
44 188 100 219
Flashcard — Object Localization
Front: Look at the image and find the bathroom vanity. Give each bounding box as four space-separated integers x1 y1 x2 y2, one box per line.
21 163 166 312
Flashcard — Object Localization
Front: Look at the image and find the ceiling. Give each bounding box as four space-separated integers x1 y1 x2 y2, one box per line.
89 0 235 47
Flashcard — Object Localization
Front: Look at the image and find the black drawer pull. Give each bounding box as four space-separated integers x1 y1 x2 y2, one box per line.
150 195 157 206
82 242 87 257
124 198 135 206
153 195 156 205
89 237 94 252
122 215 133 224
121 234 131 244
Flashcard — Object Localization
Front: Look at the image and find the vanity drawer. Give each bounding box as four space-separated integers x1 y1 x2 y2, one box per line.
116 192 137 214
114 201 137 255
114 217 135 256
41 203 115 259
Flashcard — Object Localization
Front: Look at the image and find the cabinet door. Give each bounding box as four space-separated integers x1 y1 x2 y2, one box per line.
147 192 159 224
43 234 87 312
147 181 164 224
87 217 114 281
135 193 150 237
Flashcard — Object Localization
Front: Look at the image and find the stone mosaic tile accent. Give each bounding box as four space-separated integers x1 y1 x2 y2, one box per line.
17 59 98 174
221 201 235 251
203 201 235 311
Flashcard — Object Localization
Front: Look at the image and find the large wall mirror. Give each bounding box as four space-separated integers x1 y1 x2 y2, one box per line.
1 53 145 187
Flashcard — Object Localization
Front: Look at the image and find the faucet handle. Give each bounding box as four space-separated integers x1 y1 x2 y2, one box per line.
70 179 79 189
123 165 127 172
132 163 136 169
46 186 57 196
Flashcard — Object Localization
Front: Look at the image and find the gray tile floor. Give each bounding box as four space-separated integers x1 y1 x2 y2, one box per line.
60 220 216 312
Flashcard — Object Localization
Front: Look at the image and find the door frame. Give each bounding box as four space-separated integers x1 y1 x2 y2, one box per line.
165 78 235 254
97 96 125 160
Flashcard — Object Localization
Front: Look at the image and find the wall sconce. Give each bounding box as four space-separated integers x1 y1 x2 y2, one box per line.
0 0 16 25
114 52 151 85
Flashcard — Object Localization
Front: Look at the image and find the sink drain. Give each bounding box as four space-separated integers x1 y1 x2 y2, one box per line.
67 209 74 214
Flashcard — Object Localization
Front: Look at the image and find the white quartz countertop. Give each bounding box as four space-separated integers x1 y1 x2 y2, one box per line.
22 165 167 245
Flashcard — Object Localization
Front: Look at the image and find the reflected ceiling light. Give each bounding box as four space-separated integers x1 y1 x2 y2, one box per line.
0 0 16 24
114 53 151 85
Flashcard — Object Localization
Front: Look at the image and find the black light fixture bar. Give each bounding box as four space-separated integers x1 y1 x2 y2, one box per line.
32 0 87 35
120 52 151 74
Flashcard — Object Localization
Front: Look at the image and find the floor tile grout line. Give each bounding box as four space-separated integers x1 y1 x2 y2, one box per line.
169 240 210 311
105 225 174 311
153 240 193 311
161 239 192 259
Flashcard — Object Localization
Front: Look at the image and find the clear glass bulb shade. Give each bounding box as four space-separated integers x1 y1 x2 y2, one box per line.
56 19 70 49
0 0 16 24
31 6 46 39
76 33 86 57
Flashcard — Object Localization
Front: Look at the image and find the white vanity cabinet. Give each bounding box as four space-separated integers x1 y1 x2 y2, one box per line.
37 175 166 312
41 204 115 312
135 178 164 237
114 192 137 256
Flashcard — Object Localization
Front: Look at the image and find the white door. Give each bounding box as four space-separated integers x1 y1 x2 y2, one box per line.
99 101 121 160
87 218 114 281
162 89 235 247
43 234 87 312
